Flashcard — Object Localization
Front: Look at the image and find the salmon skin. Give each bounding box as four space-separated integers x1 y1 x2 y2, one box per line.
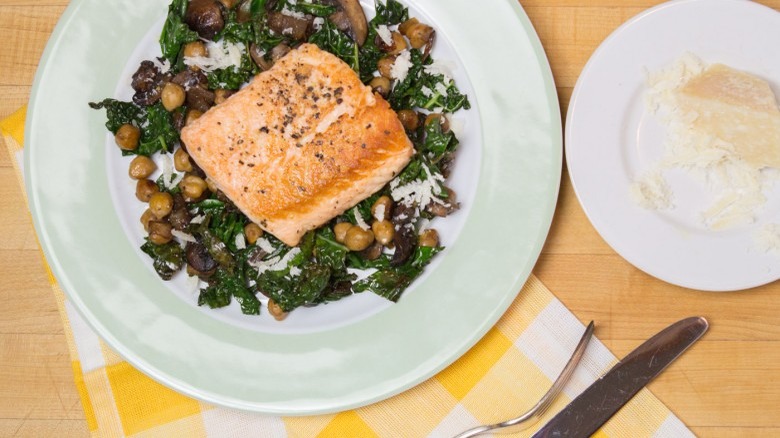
181 43 414 246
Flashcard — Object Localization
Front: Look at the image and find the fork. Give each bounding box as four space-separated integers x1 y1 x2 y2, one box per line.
452 321 595 438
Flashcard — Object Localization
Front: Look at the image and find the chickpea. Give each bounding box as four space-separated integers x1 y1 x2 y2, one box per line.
180 174 208 199
419 229 440 248
385 31 408 55
185 109 204 126
333 222 352 244
135 179 160 202
372 220 395 246
377 56 395 79
214 89 233 105
345 226 375 252
400 19 435 49
174 147 193 172
140 208 155 232
161 82 186 112
425 113 450 132
371 195 393 221
183 41 208 58
149 192 174 219
428 187 458 217
268 299 288 321
115 124 140 151
148 220 173 245
396 109 419 131
369 76 392 98
205 177 218 194
398 17 419 35
244 223 264 245
128 155 156 180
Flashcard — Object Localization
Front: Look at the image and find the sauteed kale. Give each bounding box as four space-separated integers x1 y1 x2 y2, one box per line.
90 0 469 320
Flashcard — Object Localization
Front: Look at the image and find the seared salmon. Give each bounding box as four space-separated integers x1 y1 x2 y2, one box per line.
181 43 414 246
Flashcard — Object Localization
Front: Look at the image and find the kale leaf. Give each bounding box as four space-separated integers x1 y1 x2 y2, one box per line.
388 49 471 113
375 0 409 26
309 20 360 73
198 267 261 315
421 117 459 162
137 103 179 156
88 99 144 133
140 239 186 280
207 49 259 89
159 0 199 63
353 246 441 302
89 100 179 156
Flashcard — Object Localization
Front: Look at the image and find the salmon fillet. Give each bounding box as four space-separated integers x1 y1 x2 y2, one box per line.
181 43 414 247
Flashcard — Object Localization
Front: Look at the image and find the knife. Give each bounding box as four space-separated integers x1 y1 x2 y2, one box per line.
532 316 708 438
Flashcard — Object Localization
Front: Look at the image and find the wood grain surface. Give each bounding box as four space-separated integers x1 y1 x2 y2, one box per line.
1 0 779 436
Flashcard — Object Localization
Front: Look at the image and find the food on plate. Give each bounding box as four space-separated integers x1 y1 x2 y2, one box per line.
181 43 414 247
89 0 471 319
634 54 780 229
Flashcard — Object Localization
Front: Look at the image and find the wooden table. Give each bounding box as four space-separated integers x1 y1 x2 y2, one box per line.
1 0 779 436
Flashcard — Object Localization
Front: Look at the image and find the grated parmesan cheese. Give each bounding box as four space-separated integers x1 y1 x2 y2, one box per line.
281 6 306 19
183 40 245 73
171 230 197 245
235 233 246 250
353 207 370 230
249 248 301 275
255 237 276 254
636 54 780 229
376 25 393 46
373 204 386 222
390 163 445 208
755 223 780 253
160 154 184 190
391 50 413 82
630 170 674 210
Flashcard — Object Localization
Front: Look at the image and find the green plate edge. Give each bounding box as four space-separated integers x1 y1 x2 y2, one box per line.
25 0 562 415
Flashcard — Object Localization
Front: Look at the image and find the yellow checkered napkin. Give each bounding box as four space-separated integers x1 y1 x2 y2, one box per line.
3 106 694 437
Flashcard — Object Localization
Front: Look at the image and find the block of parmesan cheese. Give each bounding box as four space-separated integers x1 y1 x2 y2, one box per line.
678 63 780 169
181 44 414 246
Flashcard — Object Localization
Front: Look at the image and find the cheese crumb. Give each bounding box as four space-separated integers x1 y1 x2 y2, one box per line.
374 204 386 222
184 40 245 73
235 233 246 250
630 170 674 210
353 207 370 230
376 25 393 46
390 163 445 208
391 50 413 82
256 237 276 254
755 223 780 253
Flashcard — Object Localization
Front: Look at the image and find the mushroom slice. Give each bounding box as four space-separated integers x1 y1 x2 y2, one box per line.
185 0 225 40
327 0 368 46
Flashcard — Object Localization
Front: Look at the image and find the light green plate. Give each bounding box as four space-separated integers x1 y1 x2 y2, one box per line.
25 0 561 414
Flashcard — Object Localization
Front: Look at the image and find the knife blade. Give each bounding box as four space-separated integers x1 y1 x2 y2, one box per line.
532 316 708 438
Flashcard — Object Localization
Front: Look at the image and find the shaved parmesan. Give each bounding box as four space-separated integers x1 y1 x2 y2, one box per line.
377 25 393 46
160 154 184 190
256 237 276 254
390 163 445 208
249 248 301 275
637 54 780 229
171 230 197 244
353 207 370 230
235 233 246 250
184 40 245 73
391 50 413 82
